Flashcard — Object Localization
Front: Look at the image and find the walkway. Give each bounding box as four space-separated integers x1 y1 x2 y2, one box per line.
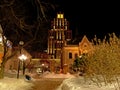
31 78 64 90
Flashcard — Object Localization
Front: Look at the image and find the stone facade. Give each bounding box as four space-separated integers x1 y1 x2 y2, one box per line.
47 13 94 74
61 35 93 73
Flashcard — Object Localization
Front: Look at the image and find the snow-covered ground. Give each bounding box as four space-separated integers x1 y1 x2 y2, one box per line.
56 77 119 90
0 77 34 90
0 71 76 90
1 71 119 90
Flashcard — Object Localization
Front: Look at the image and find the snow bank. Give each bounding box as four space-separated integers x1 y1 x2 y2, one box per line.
0 77 34 90
56 77 119 90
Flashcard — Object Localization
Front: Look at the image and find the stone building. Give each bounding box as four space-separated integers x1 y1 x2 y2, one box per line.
47 12 72 73
47 12 94 74
47 12 72 59
61 35 93 73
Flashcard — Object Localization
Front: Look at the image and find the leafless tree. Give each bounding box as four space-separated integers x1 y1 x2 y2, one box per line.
0 0 59 79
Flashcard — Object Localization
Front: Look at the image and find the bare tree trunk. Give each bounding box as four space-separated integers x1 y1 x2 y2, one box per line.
0 63 5 79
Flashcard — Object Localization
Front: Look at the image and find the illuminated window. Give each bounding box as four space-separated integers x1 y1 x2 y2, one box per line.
61 14 63 18
57 14 64 18
57 14 60 18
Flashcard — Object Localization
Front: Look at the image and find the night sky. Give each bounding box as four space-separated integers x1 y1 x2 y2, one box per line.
53 1 120 40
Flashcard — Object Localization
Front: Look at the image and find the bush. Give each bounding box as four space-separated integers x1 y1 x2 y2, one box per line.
84 33 120 88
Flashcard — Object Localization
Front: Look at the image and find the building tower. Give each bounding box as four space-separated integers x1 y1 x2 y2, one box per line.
47 12 72 62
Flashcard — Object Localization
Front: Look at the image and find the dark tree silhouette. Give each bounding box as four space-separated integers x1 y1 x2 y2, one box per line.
0 0 59 52
0 0 59 79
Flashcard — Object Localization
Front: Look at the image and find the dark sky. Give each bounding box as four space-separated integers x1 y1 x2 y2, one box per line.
53 1 119 39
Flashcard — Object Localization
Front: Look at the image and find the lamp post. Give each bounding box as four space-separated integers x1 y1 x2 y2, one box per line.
17 41 24 79
18 54 27 75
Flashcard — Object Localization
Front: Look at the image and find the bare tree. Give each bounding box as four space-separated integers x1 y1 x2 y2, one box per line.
0 0 58 79
0 0 58 51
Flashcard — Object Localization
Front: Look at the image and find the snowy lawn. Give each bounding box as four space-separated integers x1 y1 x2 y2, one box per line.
0 72 76 90
0 77 34 90
2 71 119 90
56 77 120 90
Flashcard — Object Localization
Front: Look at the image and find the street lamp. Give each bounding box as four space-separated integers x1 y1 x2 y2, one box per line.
17 41 24 79
18 54 27 75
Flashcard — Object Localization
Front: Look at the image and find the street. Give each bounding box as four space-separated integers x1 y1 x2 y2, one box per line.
31 78 65 90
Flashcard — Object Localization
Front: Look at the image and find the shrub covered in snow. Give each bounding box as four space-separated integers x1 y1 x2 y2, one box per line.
84 33 120 88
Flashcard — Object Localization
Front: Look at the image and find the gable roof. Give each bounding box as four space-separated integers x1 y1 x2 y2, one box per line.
79 35 91 45
79 35 93 49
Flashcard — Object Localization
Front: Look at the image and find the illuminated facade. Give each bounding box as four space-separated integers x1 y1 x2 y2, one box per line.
47 13 93 73
27 12 94 74
47 13 72 59
61 35 93 73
